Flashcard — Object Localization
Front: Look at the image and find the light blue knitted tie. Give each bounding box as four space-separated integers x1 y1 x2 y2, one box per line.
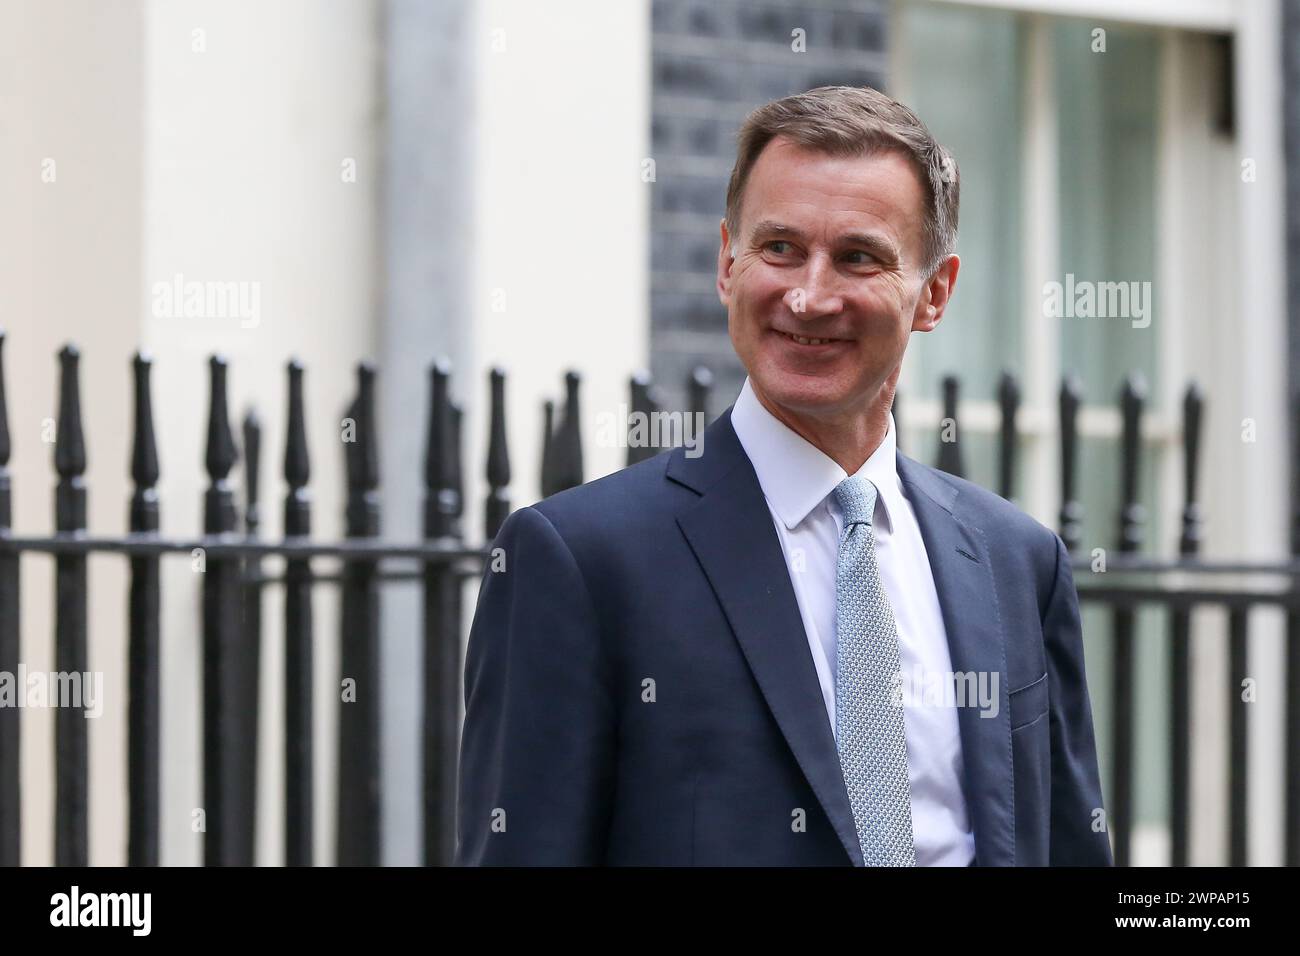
831 474 916 867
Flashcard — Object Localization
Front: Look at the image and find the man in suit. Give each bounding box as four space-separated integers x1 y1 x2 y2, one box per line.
455 86 1111 866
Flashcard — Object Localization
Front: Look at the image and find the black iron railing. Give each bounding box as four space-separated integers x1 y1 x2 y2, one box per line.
0 328 1295 867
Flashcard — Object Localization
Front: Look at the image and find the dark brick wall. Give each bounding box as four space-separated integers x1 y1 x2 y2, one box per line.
649 0 888 416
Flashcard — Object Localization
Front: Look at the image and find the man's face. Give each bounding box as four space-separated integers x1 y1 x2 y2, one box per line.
718 136 956 424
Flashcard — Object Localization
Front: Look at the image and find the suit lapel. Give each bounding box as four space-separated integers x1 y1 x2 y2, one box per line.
665 409 1015 867
896 452 1014 867
669 408 864 866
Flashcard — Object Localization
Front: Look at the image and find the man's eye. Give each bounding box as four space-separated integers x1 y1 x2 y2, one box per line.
844 250 876 265
766 241 792 255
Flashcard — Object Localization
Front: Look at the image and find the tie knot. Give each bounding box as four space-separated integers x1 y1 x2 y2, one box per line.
832 474 878 528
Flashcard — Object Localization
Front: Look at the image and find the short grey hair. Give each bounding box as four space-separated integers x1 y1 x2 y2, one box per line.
724 85 960 277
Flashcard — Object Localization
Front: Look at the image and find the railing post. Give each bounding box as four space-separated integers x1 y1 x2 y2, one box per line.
997 371 1020 501
338 363 382 865
1228 600 1249 866
935 374 963 478
540 399 557 497
239 409 263 862
202 355 244 865
1059 375 1083 553
1111 372 1146 868
0 331 18 867
283 359 313 866
127 352 161 866
54 344 88 867
423 360 463 865
1169 382 1203 866
484 368 510 541
553 371 583 492
628 371 651 467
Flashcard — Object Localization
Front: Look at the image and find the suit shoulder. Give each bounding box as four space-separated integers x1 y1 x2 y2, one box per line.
912 460 1063 564
529 447 687 538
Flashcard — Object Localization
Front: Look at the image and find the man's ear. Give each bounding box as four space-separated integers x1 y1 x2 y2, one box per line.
911 254 960 333
717 219 735 307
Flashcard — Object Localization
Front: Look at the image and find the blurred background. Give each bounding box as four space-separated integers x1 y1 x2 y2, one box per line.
0 0 1293 866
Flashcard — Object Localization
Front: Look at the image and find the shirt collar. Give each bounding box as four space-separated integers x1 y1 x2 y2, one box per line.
730 376 902 533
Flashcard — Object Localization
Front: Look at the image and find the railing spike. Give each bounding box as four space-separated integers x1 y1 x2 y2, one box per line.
1058 374 1083 553
55 344 86 483
628 371 651 466
243 409 261 536
284 359 310 497
997 371 1020 501
424 359 461 539
540 399 557 497
935 373 963 478
485 367 510 539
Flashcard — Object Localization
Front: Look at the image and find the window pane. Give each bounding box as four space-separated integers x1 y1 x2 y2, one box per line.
898 1 1024 403
1054 21 1161 405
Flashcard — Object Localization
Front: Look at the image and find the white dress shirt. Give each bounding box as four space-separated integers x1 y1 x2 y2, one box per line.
730 376 976 866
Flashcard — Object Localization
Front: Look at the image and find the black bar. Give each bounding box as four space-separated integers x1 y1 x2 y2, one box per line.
936 374 962 477
202 355 244 865
540 399 557 497
283 359 313 866
997 371 1019 501
1287 594 1300 867
627 371 651 467
484 367 510 541
553 371 583 492
1228 603 1249 866
1110 373 1147 868
423 361 463 866
1110 604 1134 868
0 535 489 561
1170 382 1203 867
54 345 88 867
337 364 381 866
1077 586 1291 606
239 410 263 862
1169 605 1191 867
127 352 161 866
1059 375 1083 553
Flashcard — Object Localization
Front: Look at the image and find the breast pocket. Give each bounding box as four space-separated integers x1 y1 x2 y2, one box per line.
1009 672 1048 732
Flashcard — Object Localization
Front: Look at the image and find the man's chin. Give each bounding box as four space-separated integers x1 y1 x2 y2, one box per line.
752 372 858 418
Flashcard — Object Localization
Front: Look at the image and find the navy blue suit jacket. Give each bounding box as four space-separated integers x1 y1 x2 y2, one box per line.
455 406 1112 866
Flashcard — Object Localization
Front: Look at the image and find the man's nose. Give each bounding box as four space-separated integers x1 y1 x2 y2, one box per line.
785 253 844 317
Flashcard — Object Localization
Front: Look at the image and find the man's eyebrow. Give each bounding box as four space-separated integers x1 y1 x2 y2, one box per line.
749 219 805 241
839 232 900 260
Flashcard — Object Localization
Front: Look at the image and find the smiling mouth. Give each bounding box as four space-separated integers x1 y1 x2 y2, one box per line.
773 329 846 347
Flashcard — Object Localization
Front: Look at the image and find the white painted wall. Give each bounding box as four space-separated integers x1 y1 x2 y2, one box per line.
0 0 144 867
0 0 382 865
141 0 382 866
0 0 652 866
469 0 652 525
